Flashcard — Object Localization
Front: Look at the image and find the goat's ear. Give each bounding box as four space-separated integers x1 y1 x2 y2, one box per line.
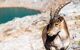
58 16 64 21
61 20 65 26
60 19 68 30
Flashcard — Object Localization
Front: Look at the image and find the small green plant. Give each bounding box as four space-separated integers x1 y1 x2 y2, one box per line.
78 41 80 45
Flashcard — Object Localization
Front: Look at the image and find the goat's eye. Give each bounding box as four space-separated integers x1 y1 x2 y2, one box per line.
55 23 58 26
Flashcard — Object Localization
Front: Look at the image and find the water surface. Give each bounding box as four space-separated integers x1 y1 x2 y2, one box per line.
0 7 41 24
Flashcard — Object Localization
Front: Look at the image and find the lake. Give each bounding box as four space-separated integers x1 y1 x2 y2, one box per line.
0 7 41 24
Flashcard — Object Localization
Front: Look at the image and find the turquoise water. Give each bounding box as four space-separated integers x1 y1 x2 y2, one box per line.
0 7 41 24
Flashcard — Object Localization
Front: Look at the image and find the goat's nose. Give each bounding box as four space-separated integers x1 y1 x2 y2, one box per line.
60 47 65 50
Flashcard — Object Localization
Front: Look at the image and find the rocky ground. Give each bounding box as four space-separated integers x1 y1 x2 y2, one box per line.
0 0 49 11
0 0 80 50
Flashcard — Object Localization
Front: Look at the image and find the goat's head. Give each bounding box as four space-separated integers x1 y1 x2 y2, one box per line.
47 16 64 36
